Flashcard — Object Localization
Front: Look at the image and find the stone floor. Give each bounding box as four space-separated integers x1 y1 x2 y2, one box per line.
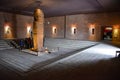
0 42 120 80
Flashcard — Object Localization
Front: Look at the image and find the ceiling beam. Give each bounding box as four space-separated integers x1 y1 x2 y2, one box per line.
96 0 104 9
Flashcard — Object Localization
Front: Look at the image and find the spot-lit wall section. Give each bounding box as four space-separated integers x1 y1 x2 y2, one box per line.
45 16 65 38
66 14 89 40
71 24 77 35
4 23 13 39
16 15 33 38
26 23 32 38
89 24 95 41
1 11 120 42
0 12 34 39
52 26 57 35
0 12 16 39
44 12 120 41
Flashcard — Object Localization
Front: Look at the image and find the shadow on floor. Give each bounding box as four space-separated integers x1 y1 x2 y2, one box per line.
25 57 120 80
0 57 120 80
101 40 120 48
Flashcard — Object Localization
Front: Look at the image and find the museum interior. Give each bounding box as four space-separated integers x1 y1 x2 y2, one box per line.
0 0 120 80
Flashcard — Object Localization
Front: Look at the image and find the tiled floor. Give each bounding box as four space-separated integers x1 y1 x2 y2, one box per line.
26 43 120 80
0 43 120 80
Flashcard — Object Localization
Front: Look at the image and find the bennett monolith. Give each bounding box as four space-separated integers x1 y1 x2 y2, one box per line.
32 8 44 51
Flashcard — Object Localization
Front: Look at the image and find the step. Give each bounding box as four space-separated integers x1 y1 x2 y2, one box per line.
0 39 13 50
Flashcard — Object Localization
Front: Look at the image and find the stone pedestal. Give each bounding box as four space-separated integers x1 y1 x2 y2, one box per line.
32 8 44 51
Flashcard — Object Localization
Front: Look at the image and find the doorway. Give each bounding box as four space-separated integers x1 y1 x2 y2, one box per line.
102 26 112 40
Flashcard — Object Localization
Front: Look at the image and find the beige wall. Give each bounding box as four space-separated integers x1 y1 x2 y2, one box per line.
0 12 16 39
16 14 33 38
0 12 5 39
66 15 89 40
45 16 65 39
1 11 120 41
65 12 120 41
0 12 33 39
44 12 120 41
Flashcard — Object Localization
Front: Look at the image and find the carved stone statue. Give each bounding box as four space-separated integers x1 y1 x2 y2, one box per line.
34 9 44 23
32 8 44 51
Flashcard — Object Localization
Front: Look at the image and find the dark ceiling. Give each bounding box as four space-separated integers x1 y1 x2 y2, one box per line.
0 0 120 17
